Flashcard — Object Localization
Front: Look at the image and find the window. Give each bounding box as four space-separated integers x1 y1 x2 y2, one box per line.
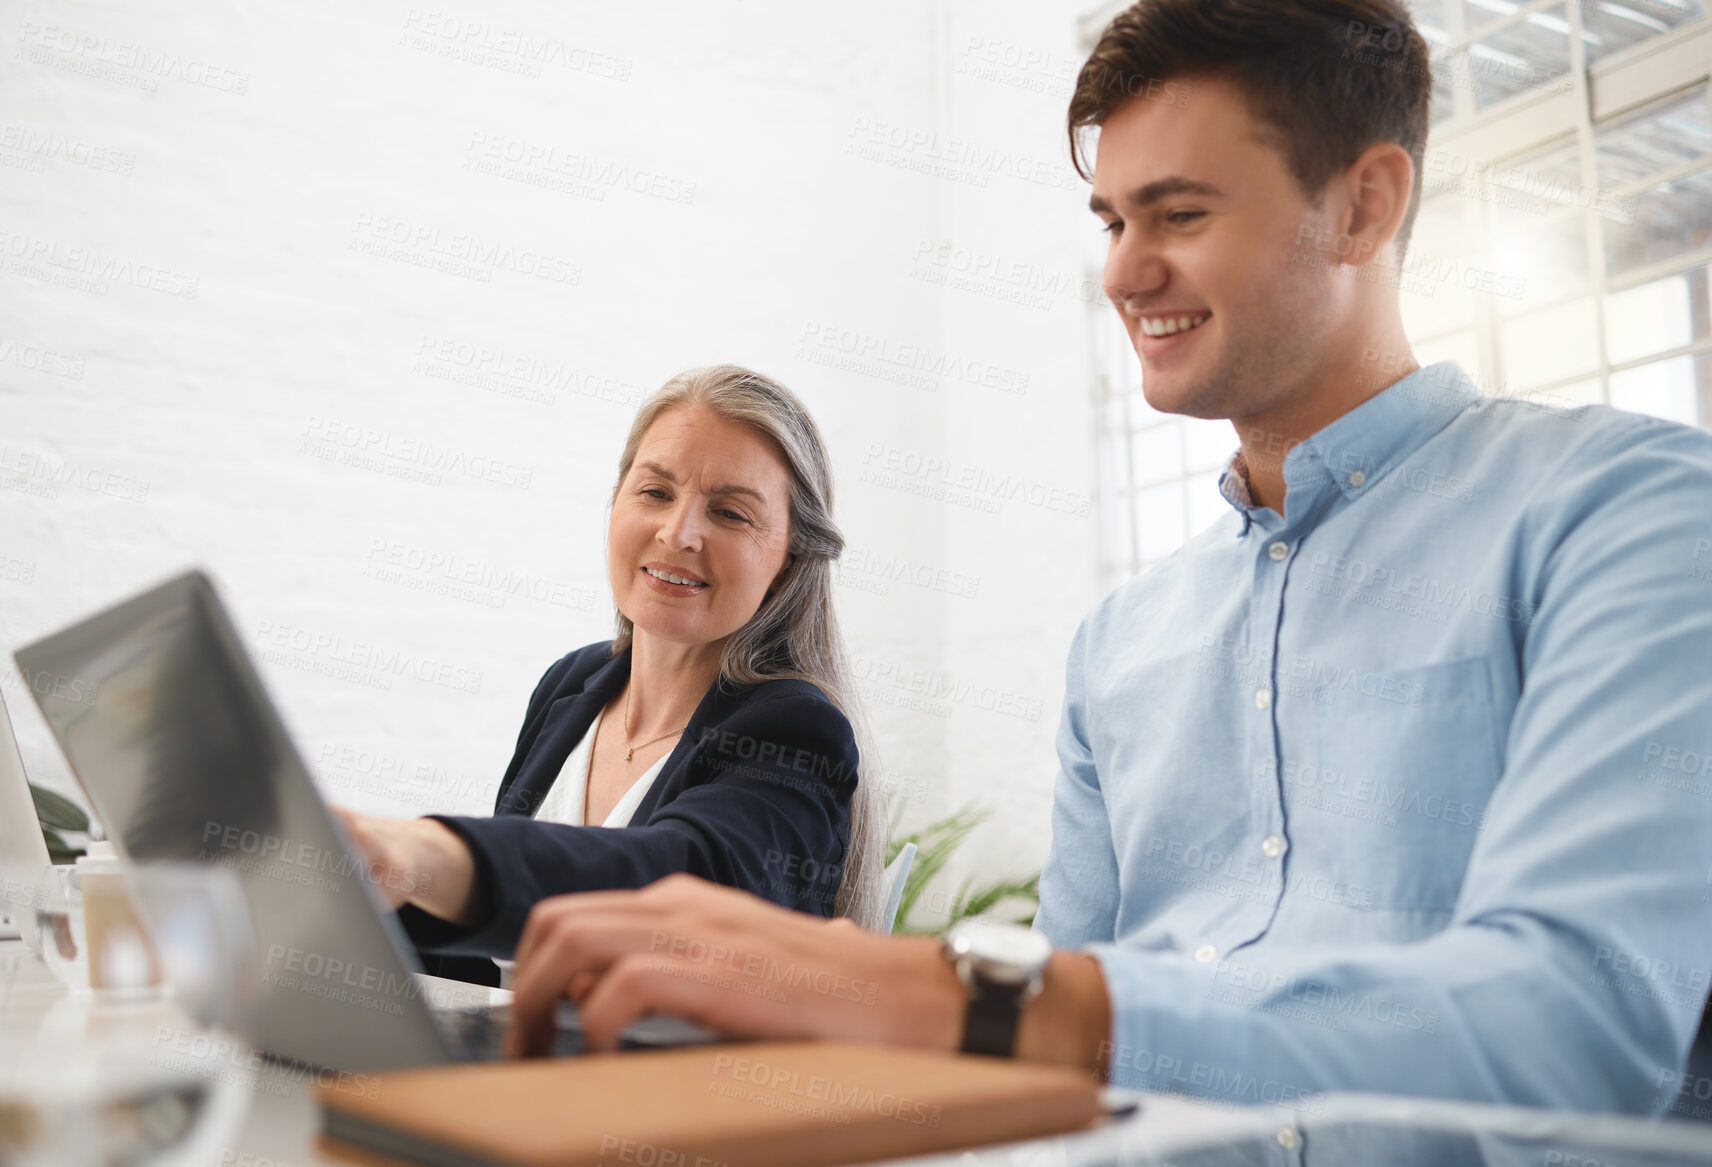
1090 3 1712 591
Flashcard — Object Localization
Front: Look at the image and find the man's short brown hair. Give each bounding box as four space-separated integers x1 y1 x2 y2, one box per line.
1069 0 1432 255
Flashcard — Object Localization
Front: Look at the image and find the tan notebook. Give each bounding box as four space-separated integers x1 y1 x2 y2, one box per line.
317 1041 1106 1167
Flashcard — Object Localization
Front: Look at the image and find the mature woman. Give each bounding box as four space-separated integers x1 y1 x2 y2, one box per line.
337 366 885 980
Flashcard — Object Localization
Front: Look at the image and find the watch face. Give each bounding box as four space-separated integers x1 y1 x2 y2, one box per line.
947 920 1052 983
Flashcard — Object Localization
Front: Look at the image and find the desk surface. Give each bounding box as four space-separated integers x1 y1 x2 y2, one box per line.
6 939 1709 1167
0 939 1284 1165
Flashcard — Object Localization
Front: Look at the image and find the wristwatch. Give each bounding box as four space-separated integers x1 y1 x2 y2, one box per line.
941 919 1053 1057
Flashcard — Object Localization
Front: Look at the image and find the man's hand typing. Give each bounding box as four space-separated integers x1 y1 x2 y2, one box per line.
503 874 1110 1073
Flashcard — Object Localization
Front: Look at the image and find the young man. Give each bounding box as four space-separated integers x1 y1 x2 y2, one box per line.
499 0 1712 1114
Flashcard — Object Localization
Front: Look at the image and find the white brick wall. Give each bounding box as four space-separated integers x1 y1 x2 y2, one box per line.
0 0 1102 907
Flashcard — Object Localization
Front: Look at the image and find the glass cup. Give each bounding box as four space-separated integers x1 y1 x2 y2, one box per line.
1 861 259 1167
30 863 87 991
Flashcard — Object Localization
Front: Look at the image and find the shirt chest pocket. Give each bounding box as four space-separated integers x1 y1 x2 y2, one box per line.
1305 656 1503 912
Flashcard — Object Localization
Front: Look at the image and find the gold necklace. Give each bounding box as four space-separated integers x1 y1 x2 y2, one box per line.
622 685 687 762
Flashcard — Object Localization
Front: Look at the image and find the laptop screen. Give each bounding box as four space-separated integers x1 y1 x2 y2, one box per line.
0 692 53 937
16 571 451 1071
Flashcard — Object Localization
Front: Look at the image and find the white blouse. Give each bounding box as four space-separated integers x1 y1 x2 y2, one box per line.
494 708 672 987
530 707 670 829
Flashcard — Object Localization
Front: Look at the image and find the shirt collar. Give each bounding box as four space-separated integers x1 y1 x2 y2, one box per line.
1217 361 1479 522
1219 450 1255 509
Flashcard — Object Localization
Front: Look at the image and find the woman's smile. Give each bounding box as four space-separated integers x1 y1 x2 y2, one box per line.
642 562 710 595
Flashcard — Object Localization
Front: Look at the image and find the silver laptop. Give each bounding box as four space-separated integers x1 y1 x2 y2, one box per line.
0 690 54 944
15 569 711 1071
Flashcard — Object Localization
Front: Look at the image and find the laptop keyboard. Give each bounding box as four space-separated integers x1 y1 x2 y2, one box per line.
442 1004 588 1060
441 1003 725 1061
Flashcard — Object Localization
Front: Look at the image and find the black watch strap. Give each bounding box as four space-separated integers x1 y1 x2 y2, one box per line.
960 976 1028 1057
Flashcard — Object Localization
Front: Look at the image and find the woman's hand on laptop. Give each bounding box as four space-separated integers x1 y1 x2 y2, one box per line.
330 807 480 925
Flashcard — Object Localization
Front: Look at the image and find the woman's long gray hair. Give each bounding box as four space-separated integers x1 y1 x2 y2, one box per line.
609 365 887 931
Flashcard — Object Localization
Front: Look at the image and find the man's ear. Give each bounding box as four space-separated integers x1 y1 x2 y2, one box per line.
1336 141 1415 269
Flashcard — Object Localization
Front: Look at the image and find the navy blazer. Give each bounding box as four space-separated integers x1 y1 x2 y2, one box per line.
400 641 858 964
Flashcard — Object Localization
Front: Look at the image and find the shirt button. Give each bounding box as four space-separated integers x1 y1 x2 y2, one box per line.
1267 540 1289 561
1349 470 1367 488
1262 835 1286 860
1194 944 1218 964
1254 688 1272 711
1277 1126 1301 1150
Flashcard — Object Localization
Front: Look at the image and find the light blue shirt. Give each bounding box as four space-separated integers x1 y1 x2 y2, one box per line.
1037 362 1712 1114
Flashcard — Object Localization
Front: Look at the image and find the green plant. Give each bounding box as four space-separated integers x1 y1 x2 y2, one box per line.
886 800 1040 936
31 782 88 861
